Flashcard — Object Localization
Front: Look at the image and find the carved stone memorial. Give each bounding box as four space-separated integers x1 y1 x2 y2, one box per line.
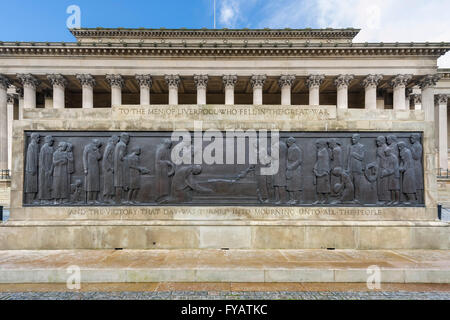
23 131 425 207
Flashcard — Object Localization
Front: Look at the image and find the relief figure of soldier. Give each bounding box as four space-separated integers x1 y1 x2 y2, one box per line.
382 147 400 205
376 136 390 204
255 146 272 203
155 139 175 202
272 139 287 204
398 141 417 204
410 134 424 203
25 133 40 203
286 137 303 205
52 142 69 204
313 139 330 204
347 134 365 204
83 139 102 204
114 133 130 204
38 135 54 204
328 138 343 197
103 136 119 203
169 165 212 203
124 147 150 204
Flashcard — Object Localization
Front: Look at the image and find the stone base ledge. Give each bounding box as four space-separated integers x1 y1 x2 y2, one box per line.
0 249 448 284
0 220 448 250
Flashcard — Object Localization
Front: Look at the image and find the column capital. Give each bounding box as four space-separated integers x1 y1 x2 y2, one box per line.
165 74 180 89
278 75 296 88
306 74 325 89
194 74 208 89
0 75 11 90
106 74 124 89
7 93 16 104
410 93 421 105
334 74 354 89
17 73 39 89
16 88 23 98
47 74 68 88
222 75 237 88
419 74 441 89
76 74 96 88
435 94 448 105
362 74 383 89
250 75 266 89
390 74 412 89
135 74 152 88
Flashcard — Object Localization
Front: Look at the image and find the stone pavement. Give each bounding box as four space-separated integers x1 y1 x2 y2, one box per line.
0 249 449 283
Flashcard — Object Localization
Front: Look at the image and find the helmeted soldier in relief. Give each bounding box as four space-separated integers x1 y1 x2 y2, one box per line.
376 136 390 204
155 139 175 202
410 133 424 203
398 141 417 204
102 136 119 203
25 133 40 203
52 142 69 204
286 137 303 204
313 139 330 204
272 139 287 204
38 135 54 203
347 134 365 203
114 133 130 203
83 139 102 203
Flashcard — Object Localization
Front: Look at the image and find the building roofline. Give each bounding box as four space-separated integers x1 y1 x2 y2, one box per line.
69 27 361 40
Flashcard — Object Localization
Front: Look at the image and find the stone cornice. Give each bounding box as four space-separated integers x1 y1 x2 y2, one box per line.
0 42 448 58
70 28 361 40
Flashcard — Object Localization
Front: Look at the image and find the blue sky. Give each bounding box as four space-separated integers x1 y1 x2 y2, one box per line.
1 0 449 66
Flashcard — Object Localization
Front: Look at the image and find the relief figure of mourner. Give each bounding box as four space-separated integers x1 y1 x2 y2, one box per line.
410 134 424 203
286 137 303 205
52 142 69 204
272 139 288 204
169 165 212 203
155 139 175 202
313 139 330 204
398 141 417 205
114 133 130 203
376 136 390 204
25 133 40 203
102 136 119 203
382 147 400 205
83 139 102 204
331 167 354 203
38 135 54 203
328 138 343 197
347 134 364 204
124 147 150 204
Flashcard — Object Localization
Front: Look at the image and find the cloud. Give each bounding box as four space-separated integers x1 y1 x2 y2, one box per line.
253 0 450 67
219 0 240 27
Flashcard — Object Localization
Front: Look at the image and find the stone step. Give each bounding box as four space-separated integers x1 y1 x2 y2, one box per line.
0 249 448 283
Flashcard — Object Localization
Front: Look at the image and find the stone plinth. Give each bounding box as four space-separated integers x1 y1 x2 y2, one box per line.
2 105 445 250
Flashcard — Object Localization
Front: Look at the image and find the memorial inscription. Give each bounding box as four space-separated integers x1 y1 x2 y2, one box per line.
23 131 424 207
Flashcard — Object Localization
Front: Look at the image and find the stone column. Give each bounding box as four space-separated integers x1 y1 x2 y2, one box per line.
278 75 295 105
250 75 266 105
306 74 325 105
334 74 354 109
76 74 96 109
0 75 10 170
106 74 124 107
222 75 237 105
411 93 422 110
362 74 383 110
194 75 208 105
6 94 15 170
17 74 39 109
420 74 441 122
16 88 24 120
436 94 448 170
135 74 152 105
47 74 67 109
391 74 412 110
165 75 180 105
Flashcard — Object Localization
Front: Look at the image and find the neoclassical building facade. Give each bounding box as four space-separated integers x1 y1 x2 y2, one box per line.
0 27 450 178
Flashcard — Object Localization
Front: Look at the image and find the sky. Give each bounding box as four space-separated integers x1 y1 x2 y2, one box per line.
0 0 449 67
